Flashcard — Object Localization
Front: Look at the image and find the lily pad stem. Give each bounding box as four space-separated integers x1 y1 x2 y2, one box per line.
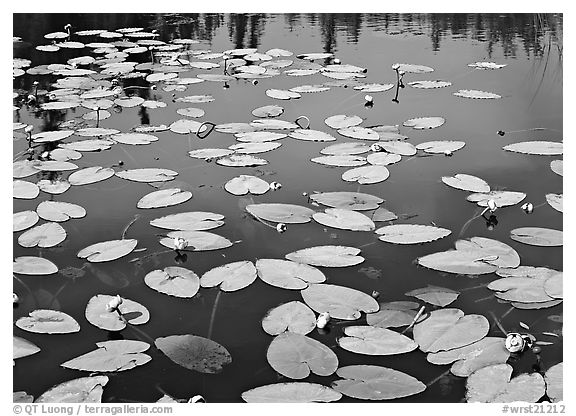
207 291 222 340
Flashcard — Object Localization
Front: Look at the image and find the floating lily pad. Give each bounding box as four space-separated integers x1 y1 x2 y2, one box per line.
342 165 390 184
366 152 402 165
320 142 370 155
13 160 40 179
301 284 378 319
550 160 562 176
62 340 151 372
309 191 383 211
48 148 83 161
466 364 545 403
325 114 363 129
510 227 562 247
354 83 394 92
488 273 558 304
229 142 281 154
468 62 507 70
376 224 451 244
14 336 41 361
256 259 326 290
188 148 234 159
235 131 287 142
112 133 159 145
155 334 232 373
403 117 445 130
503 141 563 156
266 332 338 379
116 168 177 183
36 376 108 403
286 246 364 268
252 104 284 118
544 363 563 402
37 179 71 194
215 123 255 134
13 392 33 403
393 63 434 73
75 127 120 137
266 89 301 100
14 180 39 199
150 212 224 231
289 84 330 93
36 201 86 222
16 309 80 334
69 166 115 185
545 193 563 212
378 141 417 156
467 191 526 208
78 239 138 262
14 211 39 232
18 222 67 248
261 301 317 335
372 207 398 222
176 107 205 118
35 161 79 172
417 250 497 275
169 119 203 134
216 155 268 167
32 130 74 143
332 365 426 400
250 119 299 130
246 203 314 223
60 139 114 152
366 302 420 328
442 174 490 193
544 273 563 299
338 326 418 355
413 308 489 353
174 95 215 103
114 96 145 107
224 175 270 195
41 101 81 110
338 127 379 141
85 294 149 331
242 382 341 403
145 266 200 298
406 285 459 307
200 261 257 292
313 208 375 231
159 231 232 251
416 140 465 154
289 129 337 142
137 188 192 209
297 52 333 60
455 237 520 268
14 256 58 275
454 90 501 99
408 80 452 89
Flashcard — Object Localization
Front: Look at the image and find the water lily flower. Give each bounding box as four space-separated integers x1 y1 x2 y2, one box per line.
189 395 206 403
487 199 498 213
316 312 330 329
269 181 282 191
173 237 188 251
505 332 533 353
13 293 19 304
41 151 50 160
444 150 453 156
333 58 341 64
370 143 383 152
371 290 380 299
276 223 287 233
521 202 534 214
364 94 373 103
106 295 123 312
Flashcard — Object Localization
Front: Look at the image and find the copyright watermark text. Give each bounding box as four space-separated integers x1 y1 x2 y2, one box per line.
13 405 173 416
502 404 565 414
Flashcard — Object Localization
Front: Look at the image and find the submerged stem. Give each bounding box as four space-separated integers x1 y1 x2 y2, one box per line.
207 291 222 340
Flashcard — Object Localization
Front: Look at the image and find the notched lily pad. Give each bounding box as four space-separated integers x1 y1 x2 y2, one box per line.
78 239 138 262
300 283 379 320
85 294 149 331
145 266 200 298
256 259 326 290
61 340 151 372
242 382 341 403
16 309 80 334
200 261 257 292
261 301 317 335
338 326 419 355
246 203 314 224
376 224 451 244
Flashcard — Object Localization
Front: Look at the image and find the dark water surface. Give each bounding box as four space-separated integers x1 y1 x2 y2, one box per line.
13 13 562 403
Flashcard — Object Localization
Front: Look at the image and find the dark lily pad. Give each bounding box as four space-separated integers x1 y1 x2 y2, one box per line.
155 334 232 373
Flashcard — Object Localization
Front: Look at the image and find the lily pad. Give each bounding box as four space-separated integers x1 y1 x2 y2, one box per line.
366 152 402 166
16 309 80 334
545 193 563 212
112 133 159 145
342 165 390 184
14 336 41 361
36 201 86 222
455 237 520 268
338 127 379 141
289 84 330 93
14 180 39 199
510 227 562 247
36 376 108 403
144 266 200 298
354 83 394 92
242 382 341 403
454 89 501 99
286 246 364 267
61 340 151 372
174 95 214 103
289 129 337 142
246 203 314 223
235 131 287 142
32 130 74 143
376 224 451 244
466 364 545 403
159 231 232 251
176 107 205 118
188 148 234 159
372 207 398 222
224 175 270 195
366 302 421 328
60 139 114 152
14 211 39 232
250 119 299 130
114 96 145 107
378 141 417 156
155 334 232 373
544 363 563 402
35 161 79 172
325 114 363 129
550 160 562 176
408 80 452 89
261 301 317 335
406 285 459 307
14 256 58 275
488 273 558 304
200 261 257 292
544 273 563 299
37 179 71 194
338 326 418 355
313 208 375 231
137 188 192 209
18 222 67 248
169 119 203 134
413 308 489 353
85 294 149 331
229 142 281 154
78 239 138 262
150 212 225 231
69 167 115 185
309 191 383 211
252 104 284 118
416 140 465 154
417 250 497 275
116 168 178 183
332 365 426 400
13 160 40 179
301 283 378 320
216 155 268 167
467 191 526 208
442 174 490 193
266 332 338 379
503 141 563 156
266 89 301 100
320 142 371 155
393 63 434 73
403 117 445 130
256 259 326 290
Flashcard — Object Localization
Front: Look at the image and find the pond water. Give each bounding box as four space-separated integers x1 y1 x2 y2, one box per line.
13 13 563 403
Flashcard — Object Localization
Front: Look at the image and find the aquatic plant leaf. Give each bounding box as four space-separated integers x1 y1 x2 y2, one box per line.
137 188 192 209
188 148 234 159
544 273 563 299
289 84 330 93
550 160 562 176
510 227 562 247
442 174 490 193
367 152 402 165
60 139 114 152
545 193 563 212
13 256 58 275
68 167 115 185
256 259 326 290
376 224 451 244
174 95 214 103
377 141 417 156
417 250 497 275
416 140 466 154
266 332 338 379
511 299 562 310
403 117 445 130
111 133 159 145
322 71 363 80
200 261 257 292
393 63 434 73
75 128 120 137
85 294 149 331
215 122 255 134
159 231 232 251
62 340 151 372
36 201 86 222
41 101 81 110
16 309 79 334
216 155 268 167
155 334 232 373
406 285 459 307
169 119 203 134
338 326 418 355
48 148 82 161
114 96 144 107
252 104 284 118
36 179 70 195
14 336 41 361
285 69 320 76
544 363 562 402
354 83 394 92
297 52 333 60
35 161 79 172
468 62 507 70
146 72 178 82
145 266 200 298
289 129 337 142
229 142 281 154
242 382 341 403
261 301 317 335
35 376 108 403
18 222 66 248
320 142 370 155
32 130 74 143
496 266 559 279
78 239 138 263
332 365 426 400
150 212 224 231
427 337 510 377
325 114 363 129
408 80 452 89
366 303 420 328
467 191 526 208
286 246 364 268
235 131 287 142
224 175 270 195
503 141 563 155
414 308 489 353
116 168 177 183
466 364 545 403
266 89 301 100
14 211 39 232
372 207 398 222
313 209 375 231
13 392 34 403
176 107 205 118
454 90 501 99
250 119 299 130
337 127 379 141
488 273 558 303
246 203 314 223
309 191 383 211
13 180 39 199
342 165 390 184
301 284 378 320
455 237 520 268
13 160 40 179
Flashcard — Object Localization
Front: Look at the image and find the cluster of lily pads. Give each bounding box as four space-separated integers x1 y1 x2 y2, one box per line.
13 23 562 404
